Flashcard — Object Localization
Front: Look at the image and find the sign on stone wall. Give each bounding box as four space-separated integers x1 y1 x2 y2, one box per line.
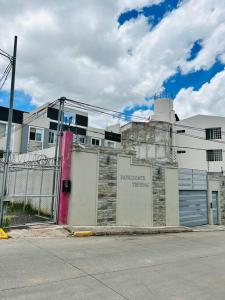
120 175 150 188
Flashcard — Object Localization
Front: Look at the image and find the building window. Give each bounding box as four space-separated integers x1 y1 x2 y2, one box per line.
79 136 86 144
48 131 56 144
29 127 43 142
91 138 100 146
177 150 186 154
207 150 222 161
206 128 221 140
177 130 185 134
106 141 115 148
0 123 6 138
64 111 76 125
0 150 4 158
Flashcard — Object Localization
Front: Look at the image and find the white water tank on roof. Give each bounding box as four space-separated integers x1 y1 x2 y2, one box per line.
151 98 175 123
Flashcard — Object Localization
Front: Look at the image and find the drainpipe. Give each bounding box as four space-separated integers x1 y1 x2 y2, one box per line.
58 131 73 225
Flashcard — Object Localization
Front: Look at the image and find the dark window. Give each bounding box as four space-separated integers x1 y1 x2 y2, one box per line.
0 106 23 124
29 127 43 142
105 131 121 142
48 131 56 144
47 107 59 121
177 130 185 134
177 150 186 154
207 150 222 161
76 114 88 127
0 150 4 158
49 122 86 136
206 128 221 140
29 128 36 140
92 138 100 146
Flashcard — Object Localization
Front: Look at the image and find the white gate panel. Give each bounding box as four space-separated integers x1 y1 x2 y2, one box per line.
68 151 98 225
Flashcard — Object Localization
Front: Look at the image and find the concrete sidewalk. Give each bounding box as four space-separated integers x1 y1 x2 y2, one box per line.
67 225 192 236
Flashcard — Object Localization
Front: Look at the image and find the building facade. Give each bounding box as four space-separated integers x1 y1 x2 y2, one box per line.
0 103 122 155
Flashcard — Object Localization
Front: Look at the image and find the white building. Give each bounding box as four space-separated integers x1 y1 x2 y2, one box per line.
149 97 225 172
175 115 225 172
0 103 121 155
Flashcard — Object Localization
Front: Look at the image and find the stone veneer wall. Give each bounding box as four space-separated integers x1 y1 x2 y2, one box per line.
97 148 120 225
76 146 176 226
152 164 166 226
121 122 173 163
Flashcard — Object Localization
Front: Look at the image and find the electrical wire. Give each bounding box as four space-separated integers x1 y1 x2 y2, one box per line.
0 62 11 83
0 48 12 58
65 99 225 147
0 99 59 138
1 97 225 156
0 63 12 90
65 97 225 136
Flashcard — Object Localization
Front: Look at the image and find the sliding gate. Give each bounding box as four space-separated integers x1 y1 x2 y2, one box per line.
0 156 59 227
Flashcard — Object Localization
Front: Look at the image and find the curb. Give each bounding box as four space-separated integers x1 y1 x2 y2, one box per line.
72 231 93 237
68 226 192 237
0 228 9 239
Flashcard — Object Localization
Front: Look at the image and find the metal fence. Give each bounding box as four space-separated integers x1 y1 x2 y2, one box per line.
0 157 59 227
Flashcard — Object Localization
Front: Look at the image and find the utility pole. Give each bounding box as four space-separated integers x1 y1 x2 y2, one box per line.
0 36 17 225
51 96 65 221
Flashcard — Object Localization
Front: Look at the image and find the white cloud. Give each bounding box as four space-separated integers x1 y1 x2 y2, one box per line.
0 0 225 124
174 69 225 118
132 109 153 121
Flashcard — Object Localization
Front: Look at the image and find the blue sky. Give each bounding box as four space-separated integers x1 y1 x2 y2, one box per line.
119 0 225 117
0 0 225 123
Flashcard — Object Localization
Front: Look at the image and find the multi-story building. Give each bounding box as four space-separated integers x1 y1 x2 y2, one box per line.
0 103 121 155
0 106 24 157
122 96 225 173
175 115 225 172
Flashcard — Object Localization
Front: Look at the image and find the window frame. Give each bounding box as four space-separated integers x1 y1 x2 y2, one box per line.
206 149 223 162
205 127 222 140
29 126 44 143
0 122 7 138
91 138 101 146
48 130 56 144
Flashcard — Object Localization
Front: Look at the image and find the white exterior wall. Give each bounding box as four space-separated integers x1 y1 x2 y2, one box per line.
175 115 225 172
117 156 153 226
151 98 176 123
0 122 21 153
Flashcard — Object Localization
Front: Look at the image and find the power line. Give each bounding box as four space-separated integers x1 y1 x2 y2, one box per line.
0 63 12 90
0 48 12 58
0 62 11 83
65 97 225 136
65 99 225 147
0 99 59 139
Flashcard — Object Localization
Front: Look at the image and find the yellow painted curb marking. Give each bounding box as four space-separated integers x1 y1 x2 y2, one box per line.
73 231 93 237
0 228 9 239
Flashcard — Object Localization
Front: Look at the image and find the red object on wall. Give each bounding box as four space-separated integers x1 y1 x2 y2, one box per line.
58 131 73 225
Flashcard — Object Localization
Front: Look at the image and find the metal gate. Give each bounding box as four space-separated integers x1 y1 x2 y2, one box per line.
0 155 59 227
212 191 219 225
179 191 208 227
179 169 208 227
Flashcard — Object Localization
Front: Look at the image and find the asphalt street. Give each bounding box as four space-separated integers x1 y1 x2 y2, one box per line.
1 230 225 299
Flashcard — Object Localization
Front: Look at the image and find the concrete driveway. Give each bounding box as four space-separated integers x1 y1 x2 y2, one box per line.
1 229 225 299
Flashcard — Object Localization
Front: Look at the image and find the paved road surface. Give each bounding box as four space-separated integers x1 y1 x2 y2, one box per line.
1 230 225 299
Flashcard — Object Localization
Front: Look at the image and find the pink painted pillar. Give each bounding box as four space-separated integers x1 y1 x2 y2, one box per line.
58 131 73 225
